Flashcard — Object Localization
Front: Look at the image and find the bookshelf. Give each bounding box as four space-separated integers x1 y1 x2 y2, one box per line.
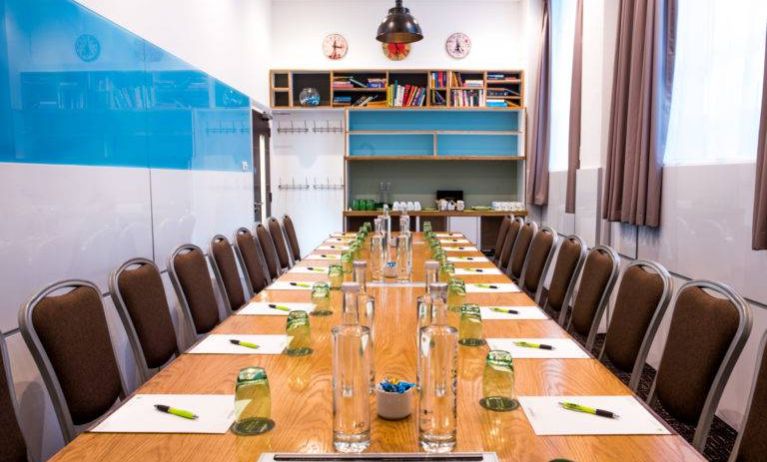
270 69 524 109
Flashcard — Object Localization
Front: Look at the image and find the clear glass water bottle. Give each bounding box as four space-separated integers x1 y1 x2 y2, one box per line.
418 282 458 453
396 233 411 281
369 233 385 281
353 260 367 294
332 303 372 452
424 260 439 293
342 282 375 387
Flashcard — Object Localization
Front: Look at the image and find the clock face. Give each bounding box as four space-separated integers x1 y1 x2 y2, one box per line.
382 42 411 61
446 32 471 59
322 34 348 60
75 34 101 62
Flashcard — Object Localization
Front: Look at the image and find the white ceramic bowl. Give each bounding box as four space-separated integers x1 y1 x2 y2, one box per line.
376 385 413 420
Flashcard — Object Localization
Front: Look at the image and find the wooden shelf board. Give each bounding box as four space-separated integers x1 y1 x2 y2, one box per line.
346 155 435 161
343 209 528 217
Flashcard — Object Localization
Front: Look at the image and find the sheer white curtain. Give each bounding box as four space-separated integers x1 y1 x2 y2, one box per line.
548 0 577 171
664 0 767 166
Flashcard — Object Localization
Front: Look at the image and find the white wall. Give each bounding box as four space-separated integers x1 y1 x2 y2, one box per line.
75 0 272 106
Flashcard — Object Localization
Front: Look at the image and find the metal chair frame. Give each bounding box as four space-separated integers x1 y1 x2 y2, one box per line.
0 332 33 462
729 329 767 462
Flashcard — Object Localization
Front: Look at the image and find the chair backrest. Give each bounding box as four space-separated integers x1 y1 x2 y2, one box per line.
544 234 588 325
209 235 247 315
282 214 301 262
0 334 28 462
109 258 179 384
507 221 538 281
234 227 271 296
598 260 673 392
167 244 221 337
566 244 620 351
492 216 512 264
648 280 752 452
730 330 767 462
256 223 282 280
519 225 558 304
498 217 524 272
268 217 293 270
19 280 127 442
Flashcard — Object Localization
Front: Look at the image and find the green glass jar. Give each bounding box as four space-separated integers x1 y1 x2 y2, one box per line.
447 278 466 312
311 281 332 316
341 252 353 274
232 366 275 435
440 262 456 282
458 304 486 346
328 264 344 290
480 350 519 412
423 221 432 233
285 311 312 356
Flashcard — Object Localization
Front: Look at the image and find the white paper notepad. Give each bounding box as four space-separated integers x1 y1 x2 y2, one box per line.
486 338 589 359
480 306 548 320
443 246 479 252
238 302 316 316
289 266 329 275
305 253 341 261
440 238 471 244
268 281 314 290
465 283 521 293
435 232 464 238
317 244 349 250
91 394 235 434
455 267 503 276
448 256 486 263
324 238 353 244
518 395 670 436
189 335 289 355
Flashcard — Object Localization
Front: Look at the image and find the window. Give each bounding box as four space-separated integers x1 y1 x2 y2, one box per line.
664 0 767 166
548 0 577 171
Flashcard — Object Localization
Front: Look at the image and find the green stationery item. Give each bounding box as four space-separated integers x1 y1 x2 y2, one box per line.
306 267 326 273
476 283 499 289
229 339 260 350
513 340 553 350
268 304 291 312
490 307 519 315
154 404 198 420
558 401 619 419
290 282 312 288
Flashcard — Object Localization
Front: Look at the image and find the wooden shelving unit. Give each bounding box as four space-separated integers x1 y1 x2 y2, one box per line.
269 69 524 110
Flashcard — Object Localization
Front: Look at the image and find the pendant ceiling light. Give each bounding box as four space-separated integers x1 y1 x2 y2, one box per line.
376 0 423 44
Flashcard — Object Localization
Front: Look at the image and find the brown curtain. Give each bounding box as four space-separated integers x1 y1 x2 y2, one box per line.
752 30 767 250
602 0 677 227
526 0 550 206
565 0 584 214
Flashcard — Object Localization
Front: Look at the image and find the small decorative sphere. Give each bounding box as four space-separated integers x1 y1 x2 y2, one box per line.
299 88 321 106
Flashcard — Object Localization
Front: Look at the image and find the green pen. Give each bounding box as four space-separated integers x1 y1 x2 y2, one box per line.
290 282 312 288
304 267 326 273
459 256 475 260
154 404 198 420
514 340 553 350
475 283 499 289
229 339 260 350
559 401 620 419
467 268 485 273
490 307 519 315
268 303 291 312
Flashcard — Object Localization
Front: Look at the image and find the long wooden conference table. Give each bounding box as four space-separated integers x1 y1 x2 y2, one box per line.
51 232 703 461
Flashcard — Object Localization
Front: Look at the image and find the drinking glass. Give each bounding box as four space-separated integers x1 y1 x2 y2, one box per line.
447 278 466 312
369 234 384 281
332 323 372 453
480 350 519 412
310 281 332 316
440 263 456 283
285 311 312 356
328 264 344 290
458 304 485 346
232 367 274 435
341 252 353 274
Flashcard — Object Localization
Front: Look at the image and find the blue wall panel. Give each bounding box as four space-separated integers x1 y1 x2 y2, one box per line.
437 134 519 156
0 0 251 171
348 110 519 132
349 134 434 156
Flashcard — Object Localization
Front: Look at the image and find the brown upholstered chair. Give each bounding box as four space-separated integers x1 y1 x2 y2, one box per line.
282 214 302 262
565 244 620 351
19 280 128 442
648 280 752 452
598 260 672 392
507 221 538 282
268 217 293 271
109 258 181 384
0 333 29 461
543 234 588 325
208 235 247 315
256 223 282 280
519 225 558 304
498 217 523 273
492 216 511 264
167 244 221 338
234 227 271 296
730 330 767 462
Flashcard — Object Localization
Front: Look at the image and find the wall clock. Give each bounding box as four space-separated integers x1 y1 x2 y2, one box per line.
382 42 411 61
322 33 348 60
445 32 471 59
75 34 100 62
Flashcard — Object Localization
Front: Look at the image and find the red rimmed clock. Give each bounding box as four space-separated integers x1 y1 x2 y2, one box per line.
382 42 411 61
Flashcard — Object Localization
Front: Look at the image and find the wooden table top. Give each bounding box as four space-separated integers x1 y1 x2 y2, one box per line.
51 233 703 462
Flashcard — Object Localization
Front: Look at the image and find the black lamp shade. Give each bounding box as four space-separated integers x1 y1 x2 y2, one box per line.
376 0 423 44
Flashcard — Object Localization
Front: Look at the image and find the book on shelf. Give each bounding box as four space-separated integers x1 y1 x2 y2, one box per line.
464 79 484 88
430 71 448 88
486 99 507 108
333 76 387 89
487 73 508 81
487 87 520 97
431 90 447 106
352 95 378 107
450 89 485 107
387 82 426 107
333 95 353 106
368 78 386 88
